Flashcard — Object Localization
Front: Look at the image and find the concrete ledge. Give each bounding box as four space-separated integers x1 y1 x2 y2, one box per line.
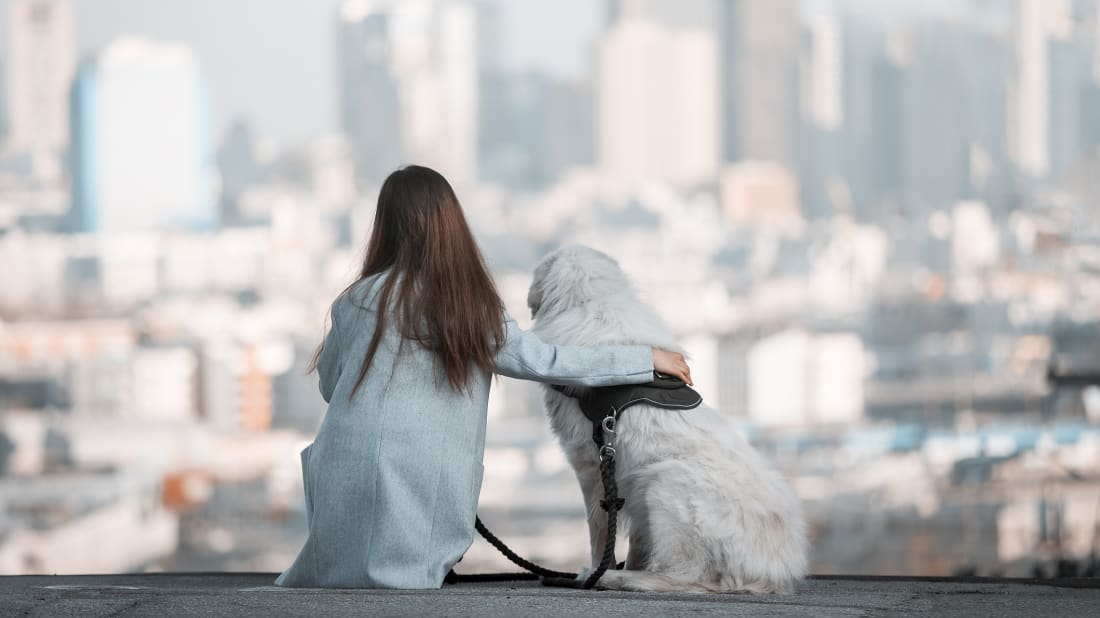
3 572 1099 617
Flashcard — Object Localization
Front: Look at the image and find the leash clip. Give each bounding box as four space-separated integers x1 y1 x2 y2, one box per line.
601 415 616 434
599 408 619 462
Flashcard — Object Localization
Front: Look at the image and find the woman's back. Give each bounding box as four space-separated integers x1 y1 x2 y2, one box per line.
276 270 493 589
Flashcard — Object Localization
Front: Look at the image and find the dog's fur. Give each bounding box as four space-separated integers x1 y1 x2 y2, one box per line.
527 245 809 593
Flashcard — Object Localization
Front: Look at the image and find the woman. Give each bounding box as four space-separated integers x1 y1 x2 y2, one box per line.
274 165 692 589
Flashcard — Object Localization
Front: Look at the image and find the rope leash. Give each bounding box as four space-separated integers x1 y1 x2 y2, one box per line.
542 452 623 589
442 516 575 584
448 409 624 590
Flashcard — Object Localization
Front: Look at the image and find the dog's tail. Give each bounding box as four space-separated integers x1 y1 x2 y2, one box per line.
595 570 794 594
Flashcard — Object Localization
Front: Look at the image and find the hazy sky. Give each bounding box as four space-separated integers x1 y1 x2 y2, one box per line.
0 1 971 147
0 0 601 146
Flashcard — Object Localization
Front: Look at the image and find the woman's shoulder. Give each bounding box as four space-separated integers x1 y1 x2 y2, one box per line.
334 271 392 313
341 270 389 301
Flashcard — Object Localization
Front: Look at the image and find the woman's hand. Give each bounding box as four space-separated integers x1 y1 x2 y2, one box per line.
652 348 693 386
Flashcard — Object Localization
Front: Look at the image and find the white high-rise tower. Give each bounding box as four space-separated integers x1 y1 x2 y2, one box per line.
1013 0 1051 177
596 17 720 188
4 0 75 157
71 37 215 233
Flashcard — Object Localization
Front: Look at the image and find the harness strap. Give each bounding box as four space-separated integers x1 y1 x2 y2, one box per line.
551 372 703 447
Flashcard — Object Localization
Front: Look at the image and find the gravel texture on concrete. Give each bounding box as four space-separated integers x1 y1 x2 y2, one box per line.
3 572 1099 617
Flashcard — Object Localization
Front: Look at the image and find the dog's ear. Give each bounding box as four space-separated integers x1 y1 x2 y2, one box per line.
527 254 556 319
527 290 541 320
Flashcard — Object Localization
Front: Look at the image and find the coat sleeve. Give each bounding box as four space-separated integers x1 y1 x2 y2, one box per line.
316 306 344 403
493 312 654 387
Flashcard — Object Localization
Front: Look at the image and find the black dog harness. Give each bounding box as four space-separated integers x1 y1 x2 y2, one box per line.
448 372 703 590
550 371 703 448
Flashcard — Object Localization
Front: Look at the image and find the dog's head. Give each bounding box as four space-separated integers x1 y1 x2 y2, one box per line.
528 243 683 353
527 244 633 321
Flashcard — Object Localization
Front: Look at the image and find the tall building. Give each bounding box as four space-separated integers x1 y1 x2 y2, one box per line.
867 32 907 212
1012 0 1053 178
793 7 847 220
70 37 215 233
479 71 595 190
891 21 1011 215
338 0 478 185
824 19 910 221
4 0 75 157
476 1 593 190
216 120 261 226
747 329 865 428
338 0 404 183
800 13 844 132
1047 3 1097 178
719 0 799 165
1083 1 1100 152
596 17 720 188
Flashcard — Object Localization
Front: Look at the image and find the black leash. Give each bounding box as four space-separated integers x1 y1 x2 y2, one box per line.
541 448 623 589
456 516 576 581
442 516 574 583
447 410 625 590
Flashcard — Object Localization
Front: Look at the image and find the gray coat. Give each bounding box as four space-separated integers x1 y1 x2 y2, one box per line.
273 271 654 589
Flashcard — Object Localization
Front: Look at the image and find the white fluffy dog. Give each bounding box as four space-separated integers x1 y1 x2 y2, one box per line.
527 245 809 593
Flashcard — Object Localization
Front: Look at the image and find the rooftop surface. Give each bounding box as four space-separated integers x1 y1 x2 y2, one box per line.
3 572 1099 617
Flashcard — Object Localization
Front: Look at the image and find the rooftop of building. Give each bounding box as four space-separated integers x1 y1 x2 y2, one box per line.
3 572 1099 617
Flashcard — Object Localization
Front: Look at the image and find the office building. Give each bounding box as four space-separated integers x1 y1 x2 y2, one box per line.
70 37 215 233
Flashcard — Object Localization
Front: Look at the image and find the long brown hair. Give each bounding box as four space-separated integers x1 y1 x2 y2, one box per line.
309 165 506 396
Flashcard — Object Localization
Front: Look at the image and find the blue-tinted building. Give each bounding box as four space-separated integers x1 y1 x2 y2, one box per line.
70 37 215 233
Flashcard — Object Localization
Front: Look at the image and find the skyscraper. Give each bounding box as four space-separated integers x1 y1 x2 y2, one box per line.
867 32 907 211
793 7 846 220
71 37 215 233
478 71 595 190
900 22 1011 213
338 0 478 185
1047 3 1096 178
719 0 799 165
4 0 75 157
338 0 404 183
216 120 261 226
801 13 844 132
596 17 720 188
1012 0 1053 178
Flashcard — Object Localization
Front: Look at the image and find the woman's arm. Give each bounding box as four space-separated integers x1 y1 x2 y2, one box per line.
493 313 689 387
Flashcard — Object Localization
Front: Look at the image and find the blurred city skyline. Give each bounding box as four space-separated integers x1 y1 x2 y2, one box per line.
0 0 988 145
0 0 608 142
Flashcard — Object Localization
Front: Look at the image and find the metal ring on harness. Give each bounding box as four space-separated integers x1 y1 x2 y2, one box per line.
599 445 616 461
601 415 616 434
